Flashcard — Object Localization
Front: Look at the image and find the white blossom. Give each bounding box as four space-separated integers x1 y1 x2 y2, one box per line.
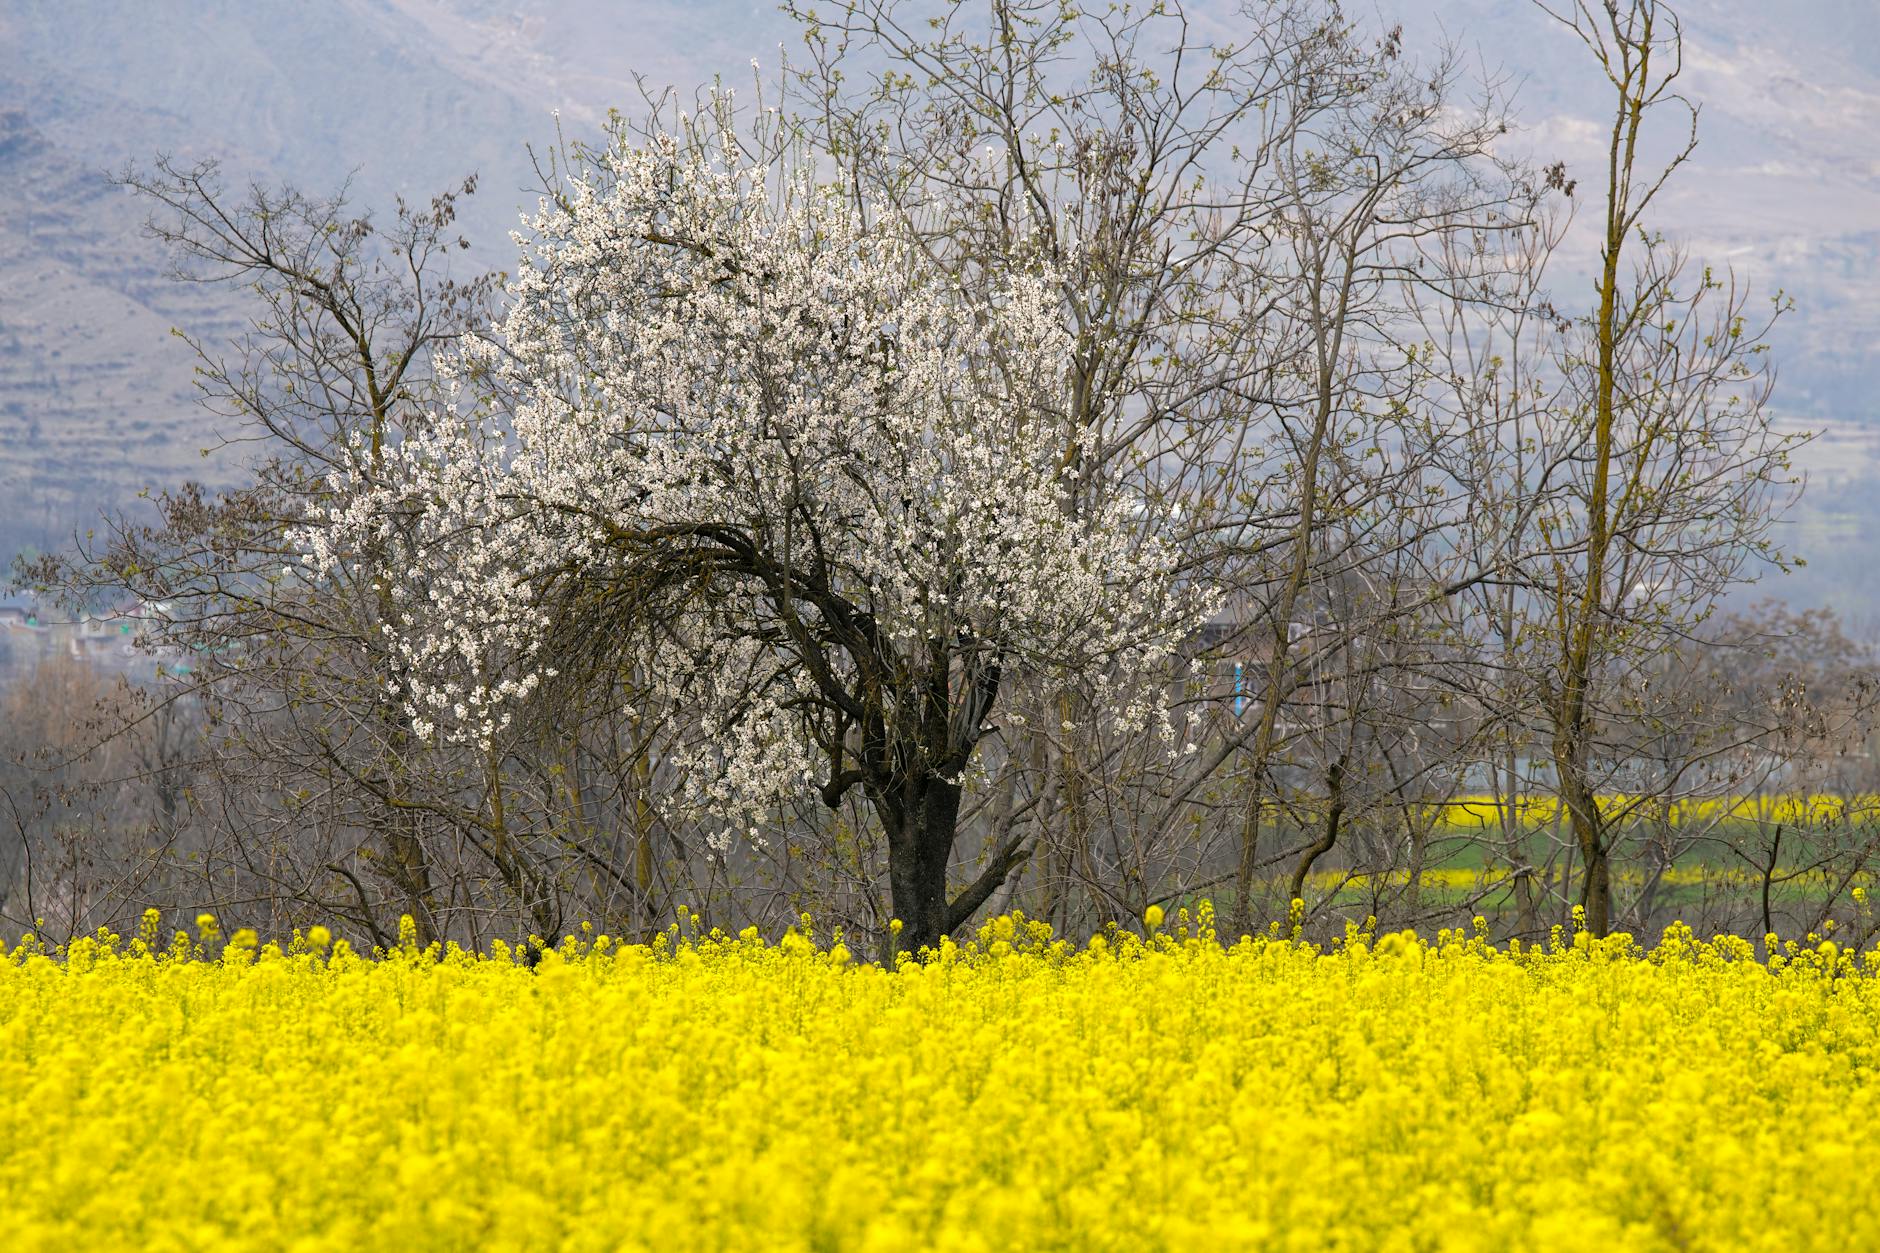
302 110 1209 843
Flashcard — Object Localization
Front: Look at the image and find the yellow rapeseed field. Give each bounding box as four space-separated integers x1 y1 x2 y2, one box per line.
3 906 1878 1251
1429 792 1880 831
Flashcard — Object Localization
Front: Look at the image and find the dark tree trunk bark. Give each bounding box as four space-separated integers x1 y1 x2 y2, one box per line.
879 776 962 956
1286 754 1347 905
1581 843 1611 937
1557 757 1610 937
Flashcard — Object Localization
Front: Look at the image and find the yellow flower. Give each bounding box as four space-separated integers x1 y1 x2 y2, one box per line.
4 906 1878 1249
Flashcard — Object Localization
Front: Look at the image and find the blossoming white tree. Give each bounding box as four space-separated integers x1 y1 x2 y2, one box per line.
310 108 1204 952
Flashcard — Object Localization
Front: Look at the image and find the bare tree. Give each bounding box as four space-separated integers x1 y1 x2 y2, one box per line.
19 160 526 946
1513 0 1804 934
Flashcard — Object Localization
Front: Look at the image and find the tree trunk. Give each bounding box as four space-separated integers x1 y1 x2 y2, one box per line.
1557 758 1610 936
880 776 962 956
385 828 438 946
1286 754 1347 906
1233 772 1266 942
1580 841 1611 937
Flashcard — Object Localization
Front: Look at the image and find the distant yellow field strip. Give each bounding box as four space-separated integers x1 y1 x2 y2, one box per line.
1430 793 1880 830
1299 865 1876 893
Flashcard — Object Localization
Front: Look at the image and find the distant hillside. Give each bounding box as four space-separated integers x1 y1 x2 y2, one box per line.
0 0 788 572
1399 0 1880 412
1382 0 1880 615
0 0 1875 613
0 107 239 562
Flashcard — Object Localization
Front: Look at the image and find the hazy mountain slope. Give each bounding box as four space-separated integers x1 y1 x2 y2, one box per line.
0 0 564 561
0 1 547 231
0 0 1875 610
0 109 236 549
0 0 796 565
372 0 795 129
1396 0 1880 417
1375 0 1880 610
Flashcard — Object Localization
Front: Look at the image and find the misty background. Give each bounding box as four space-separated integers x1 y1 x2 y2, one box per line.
2 0 1876 620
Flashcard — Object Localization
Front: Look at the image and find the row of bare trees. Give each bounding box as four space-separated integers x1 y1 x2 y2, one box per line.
8 0 1875 954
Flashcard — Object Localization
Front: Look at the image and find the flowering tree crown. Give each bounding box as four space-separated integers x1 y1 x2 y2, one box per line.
306 117 1203 845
